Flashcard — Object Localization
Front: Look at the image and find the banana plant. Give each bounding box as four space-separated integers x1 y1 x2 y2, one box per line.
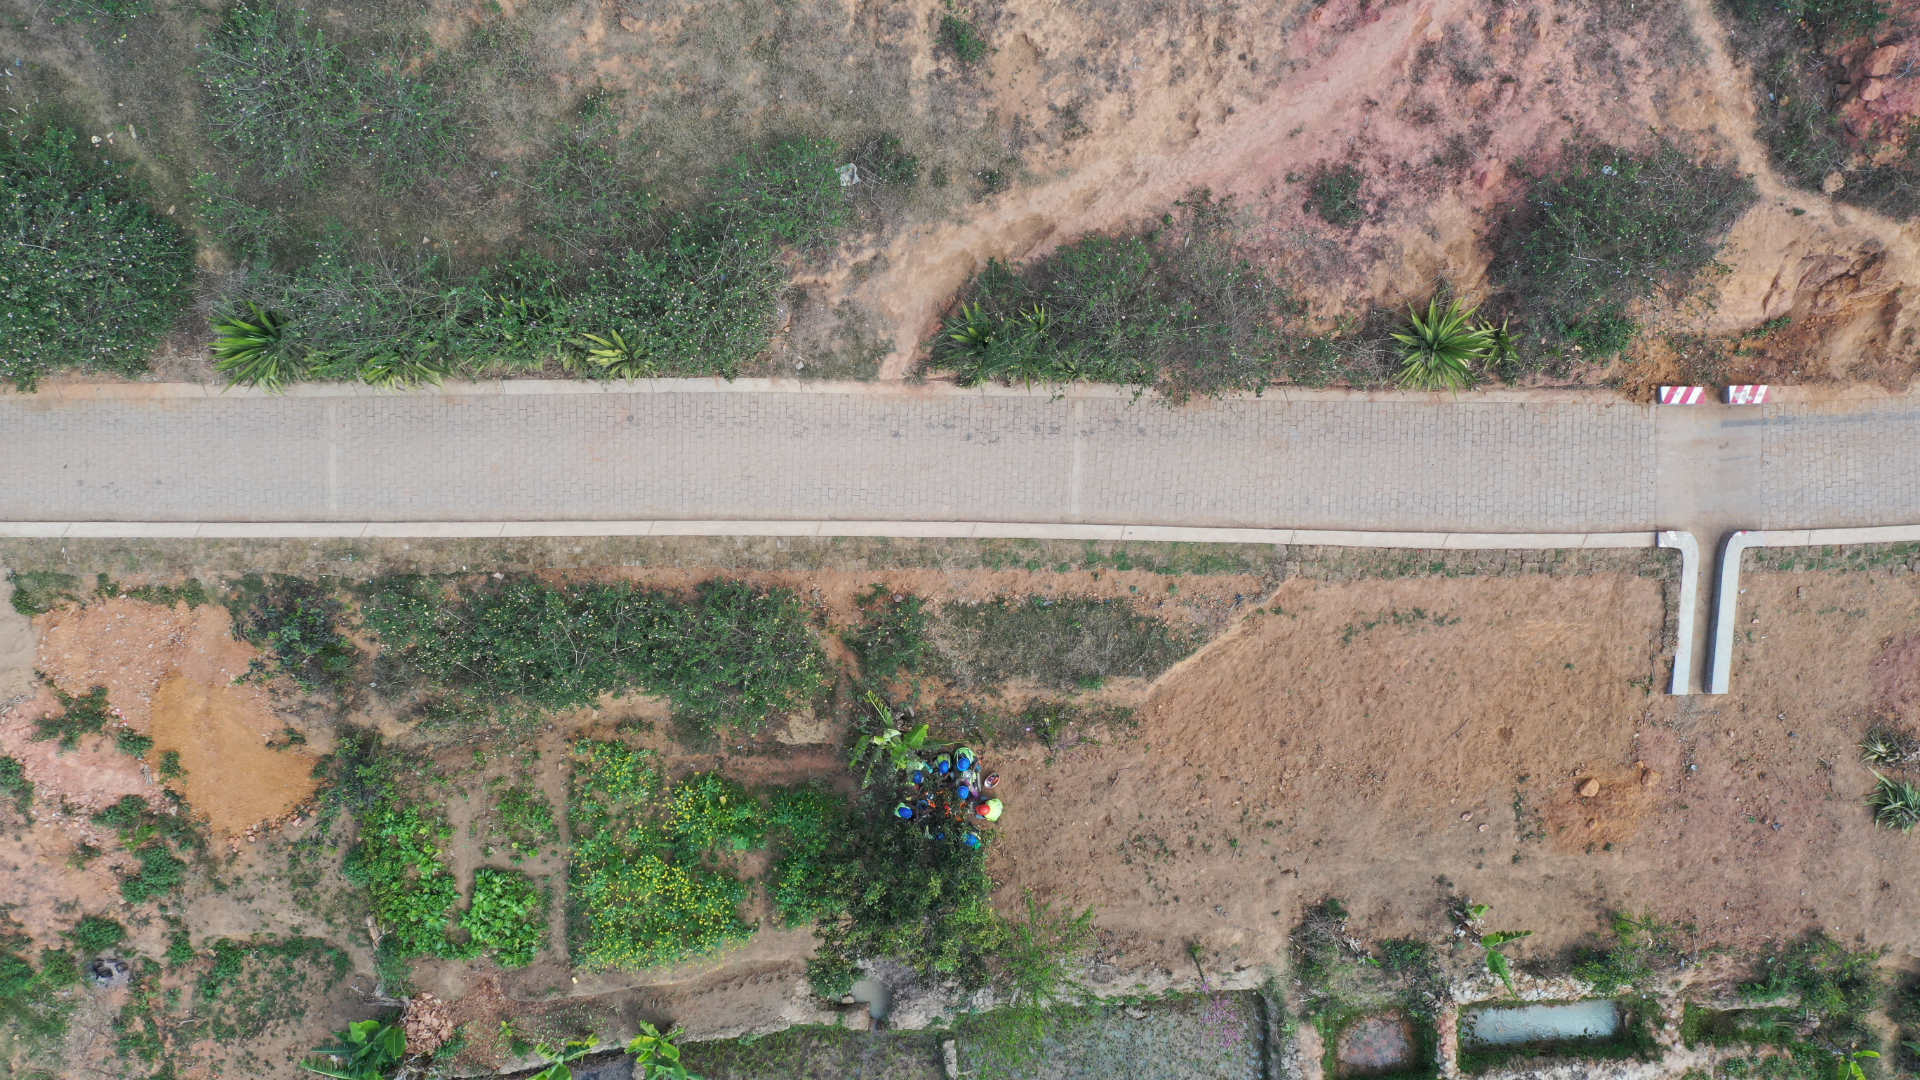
1479 929 1533 996
299 1019 406 1080
1838 1050 1879 1080
526 1037 600 1080
850 689 931 786
628 1023 701 1080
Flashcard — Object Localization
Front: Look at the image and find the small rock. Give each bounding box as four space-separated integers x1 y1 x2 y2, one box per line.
1796 586 1807 600
1578 778 1601 798
1460 811 1472 821
1823 171 1847 194
1640 769 1661 788
1864 44 1902 77
1586 818 1598 828
1477 823 1488 832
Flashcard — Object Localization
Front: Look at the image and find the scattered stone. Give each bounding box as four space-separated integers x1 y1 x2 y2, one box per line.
1477 823 1488 832
1460 811 1472 821
1823 171 1847 194
1578 778 1601 798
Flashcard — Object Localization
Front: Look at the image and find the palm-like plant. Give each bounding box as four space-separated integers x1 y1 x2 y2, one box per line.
1393 298 1493 392
359 344 451 390
1869 772 1920 831
1861 725 1918 767
212 302 308 391
579 330 660 379
946 301 994 353
300 1019 406 1080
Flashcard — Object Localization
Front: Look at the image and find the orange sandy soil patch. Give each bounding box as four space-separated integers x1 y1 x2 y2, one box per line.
991 569 1920 982
31 598 317 836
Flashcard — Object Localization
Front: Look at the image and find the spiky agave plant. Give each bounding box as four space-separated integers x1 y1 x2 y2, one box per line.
1393 297 1492 392
1861 724 1918 767
1869 771 1920 831
211 302 307 391
579 329 660 378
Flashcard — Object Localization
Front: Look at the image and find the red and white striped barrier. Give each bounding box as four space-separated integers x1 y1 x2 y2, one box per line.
1657 386 1706 405
1724 385 1771 405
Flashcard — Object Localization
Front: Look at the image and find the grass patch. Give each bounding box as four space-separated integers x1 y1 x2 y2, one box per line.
1306 163 1368 226
31 685 113 752
938 11 991 65
1292 899 1445 1080
491 783 559 861
1720 0 1920 217
931 595 1203 690
6 571 81 616
847 584 933 684
1490 140 1755 365
1570 911 1690 994
465 868 547 969
212 136 852 387
366 575 827 736
0 121 194 389
1676 933 1884 1080
91 793 203 905
200 2 463 190
0 933 81 1053
196 936 350 1041
0 756 31 817
926 190 1339 397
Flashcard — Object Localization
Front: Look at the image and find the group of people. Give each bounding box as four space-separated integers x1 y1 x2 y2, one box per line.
893 744 1003 848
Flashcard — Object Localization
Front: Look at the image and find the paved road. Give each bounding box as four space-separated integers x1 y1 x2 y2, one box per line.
0 383 1915 531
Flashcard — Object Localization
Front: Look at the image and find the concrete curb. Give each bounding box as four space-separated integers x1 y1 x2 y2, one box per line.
1708 525 1920 694
1658 530 1701 696
0 521 1665 548
0 378 1640 406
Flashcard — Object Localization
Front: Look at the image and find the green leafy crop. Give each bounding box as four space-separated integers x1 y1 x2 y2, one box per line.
343 800 463 959
465 868 547 969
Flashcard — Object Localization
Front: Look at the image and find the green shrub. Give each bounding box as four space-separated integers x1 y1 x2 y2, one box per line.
63 916 125 955
32 686 113 752
122 844 187 904
848 585 932 683
157 750 184 780
0 943 81 1047
114 728 154 759
938 12 991 65
0 124 194 389
568 746 755 970
0 756 30 817
928 191 1322 398
765 785 849 926
932 595 1202 690
1491 142 1754 361
366 576 827 734
1868 772 1920 832
1307 163 1367 226
344 798 465 959
7 571 81 616
465 868 547 969
199 2 464 188
165 930 195 967
237 578 357 691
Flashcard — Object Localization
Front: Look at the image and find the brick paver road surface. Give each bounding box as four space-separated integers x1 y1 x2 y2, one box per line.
0 383 1912 531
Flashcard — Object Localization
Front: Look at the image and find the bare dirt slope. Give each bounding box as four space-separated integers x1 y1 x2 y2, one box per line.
995 564 1920 989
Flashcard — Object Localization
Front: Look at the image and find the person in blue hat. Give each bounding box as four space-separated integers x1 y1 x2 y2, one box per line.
955 746 977 773
962 832 981 848
894 802 914 820
933 753 953 776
